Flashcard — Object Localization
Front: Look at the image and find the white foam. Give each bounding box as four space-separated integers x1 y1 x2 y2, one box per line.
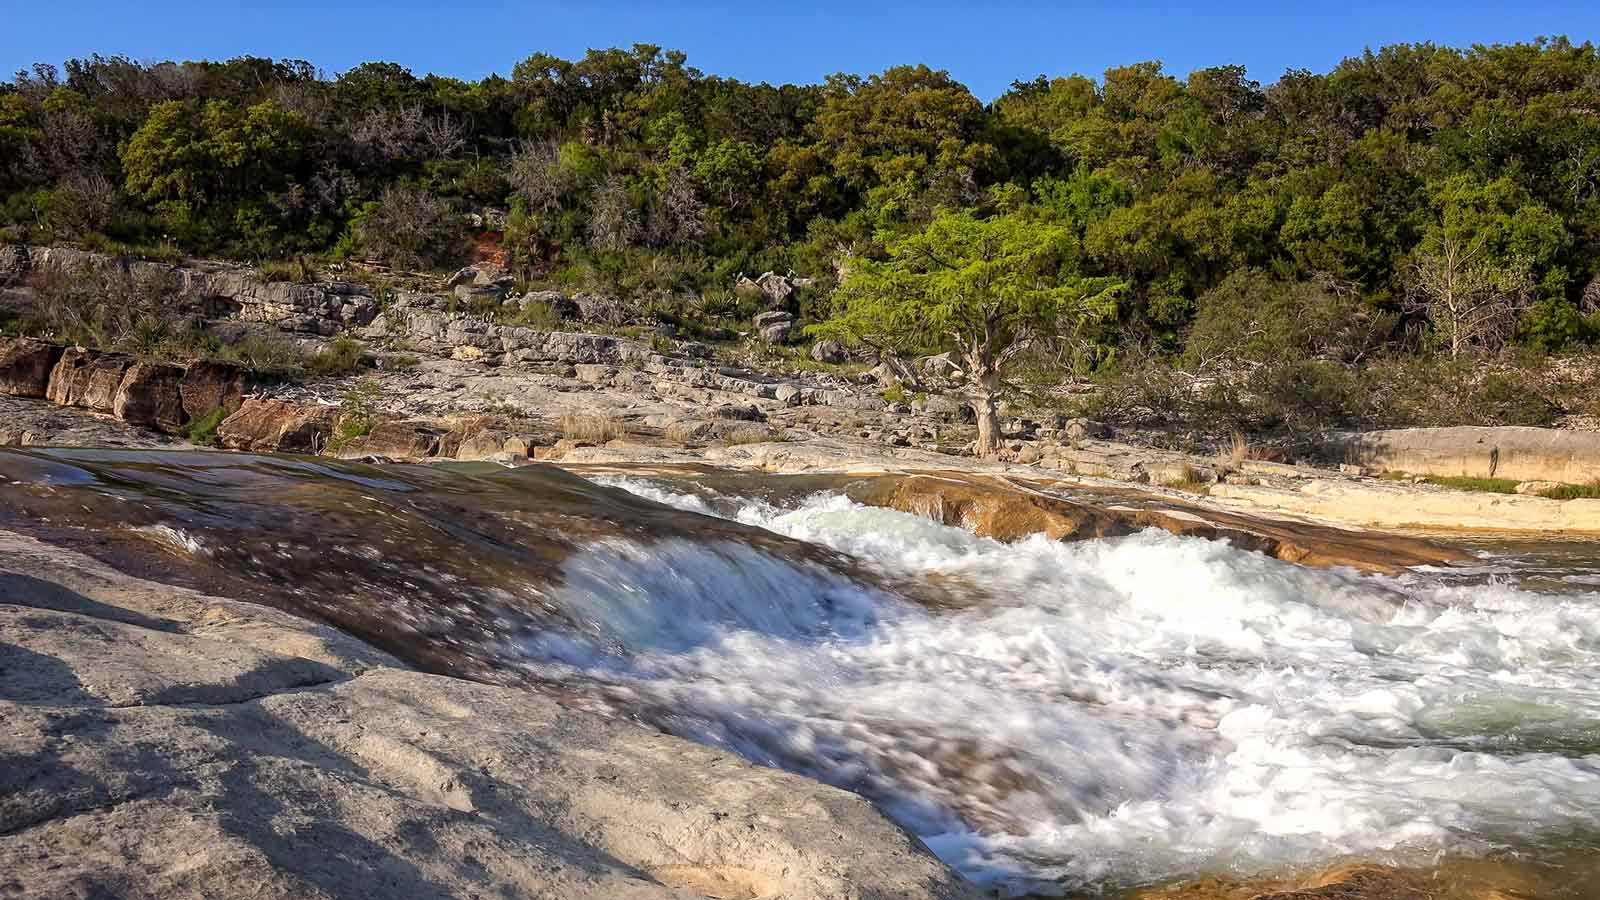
553 476 1600 893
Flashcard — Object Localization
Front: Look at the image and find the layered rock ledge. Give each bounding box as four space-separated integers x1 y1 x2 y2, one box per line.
0 529 975 900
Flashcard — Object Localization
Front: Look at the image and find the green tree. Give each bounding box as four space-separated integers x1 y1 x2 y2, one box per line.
819 209 1123 455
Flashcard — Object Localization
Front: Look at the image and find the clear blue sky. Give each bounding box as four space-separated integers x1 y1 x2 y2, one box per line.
2 1 1596 100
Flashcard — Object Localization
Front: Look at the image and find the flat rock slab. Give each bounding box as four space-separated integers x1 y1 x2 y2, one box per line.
0 530 974 900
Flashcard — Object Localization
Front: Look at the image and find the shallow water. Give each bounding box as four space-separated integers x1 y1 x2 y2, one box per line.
4 449 1600 896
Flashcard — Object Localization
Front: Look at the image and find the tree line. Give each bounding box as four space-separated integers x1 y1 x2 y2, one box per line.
4 40 1600 447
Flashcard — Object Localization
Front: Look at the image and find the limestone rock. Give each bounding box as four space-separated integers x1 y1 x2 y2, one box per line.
0 529 977 900
114 361 188 432
754 310 795 345
1515 480 1562 495
47 349 132 414
810 339 847 364
180 360 248 420
455 428 512 461
0 337 61 398
1064 418 1111 443
337 420 443 459
217 399 338 454
573 292 627 325
1328 425 1600 485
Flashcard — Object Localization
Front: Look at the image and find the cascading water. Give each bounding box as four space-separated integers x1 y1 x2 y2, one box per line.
4 448 1599 896
520 476 1600 895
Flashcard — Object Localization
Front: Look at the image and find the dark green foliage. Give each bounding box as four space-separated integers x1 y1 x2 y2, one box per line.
3 39 1600 408
182 406 229 446
306 336 366 377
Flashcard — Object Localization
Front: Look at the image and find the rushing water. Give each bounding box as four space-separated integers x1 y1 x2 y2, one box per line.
4 449 1600 896
535 477 1600 895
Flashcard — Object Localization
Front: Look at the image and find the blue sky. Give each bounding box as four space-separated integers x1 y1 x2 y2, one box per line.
2 1 1596 100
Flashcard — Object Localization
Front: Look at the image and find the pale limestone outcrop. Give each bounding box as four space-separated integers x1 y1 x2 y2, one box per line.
0 529 976 900
1329 425 1600 484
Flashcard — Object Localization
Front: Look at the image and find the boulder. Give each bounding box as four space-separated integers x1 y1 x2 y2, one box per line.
217 399 338 454
519 290 578 318
0 337 62 398
179 360 247 421
810 339 847 364
714 403 767 422
454 428 512 461
114 362 187 432
337 420 443 459
753 311 794 345
573 292 628 325
1064 418 1111 443
47 349 132 414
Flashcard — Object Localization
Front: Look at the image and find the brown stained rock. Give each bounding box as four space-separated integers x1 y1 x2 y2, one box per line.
43 347 93 406
179 360 247 420
843 473 1468 575
454 427 512 461
114 362 187 432
336 420 444 459
1132 861 1559 900
46 349 132 413
0 338 62 398
217 398 338 454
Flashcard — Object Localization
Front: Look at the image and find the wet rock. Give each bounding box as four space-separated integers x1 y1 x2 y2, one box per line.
0 337 62 398
178 360 247 421
114 362 187 432
810 339 847 364
844 473 1465 575
217 399 338 453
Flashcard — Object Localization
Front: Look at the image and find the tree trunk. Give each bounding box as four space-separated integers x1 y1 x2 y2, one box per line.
970 367 1002 457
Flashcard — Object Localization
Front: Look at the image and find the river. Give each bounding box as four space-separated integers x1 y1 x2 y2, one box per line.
2 449 1597 897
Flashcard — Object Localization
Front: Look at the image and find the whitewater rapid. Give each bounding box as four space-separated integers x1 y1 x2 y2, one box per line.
521 477 1600 894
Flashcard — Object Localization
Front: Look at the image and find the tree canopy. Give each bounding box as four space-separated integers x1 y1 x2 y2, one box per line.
3 39 1600 371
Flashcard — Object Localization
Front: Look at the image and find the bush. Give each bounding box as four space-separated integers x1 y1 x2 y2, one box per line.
259 256 319 284
355 186 467 271
306 336 366 377
182 407 229 446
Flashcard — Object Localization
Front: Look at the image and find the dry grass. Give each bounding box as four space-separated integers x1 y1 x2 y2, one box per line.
1162 462 1213 495
724 425 789 446
1214 432 1250 476
560 413 625 443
